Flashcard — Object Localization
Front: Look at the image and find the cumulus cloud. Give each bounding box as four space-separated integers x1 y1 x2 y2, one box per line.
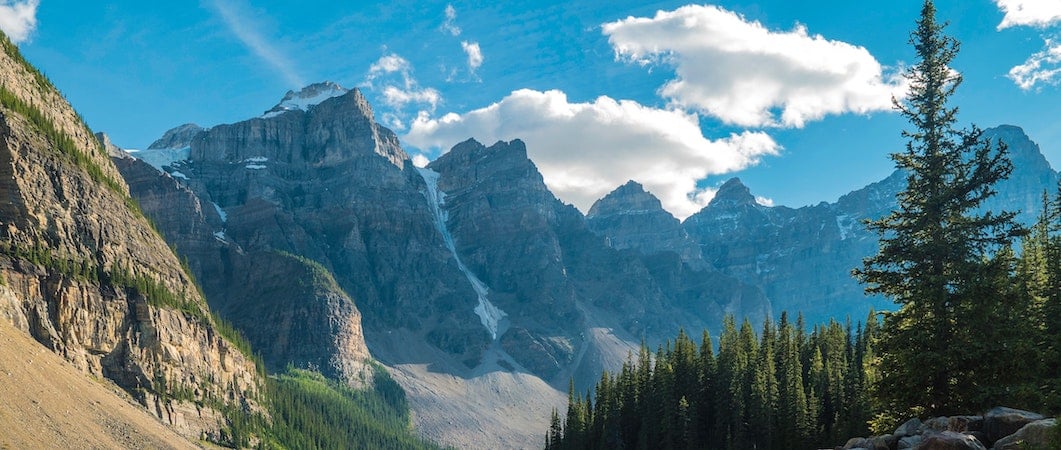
994 1 1061 90
602 5 905 128
1009 40 1061 89
0 0 38 43
208 0 303 87
404 89 780 219
755 196 775 207
995 0 1061 29
412 153 431 168
363 53 442 130
442 4 461 36
461 41 483 73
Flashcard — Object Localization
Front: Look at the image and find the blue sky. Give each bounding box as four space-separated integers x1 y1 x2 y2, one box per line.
5 0 1061 217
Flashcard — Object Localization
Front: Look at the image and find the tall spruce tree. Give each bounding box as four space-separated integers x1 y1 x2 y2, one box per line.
854 0 1021 419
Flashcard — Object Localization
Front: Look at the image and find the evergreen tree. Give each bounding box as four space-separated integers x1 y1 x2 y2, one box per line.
1018 187 1061 413
547 313 881 450
854 0 1021 420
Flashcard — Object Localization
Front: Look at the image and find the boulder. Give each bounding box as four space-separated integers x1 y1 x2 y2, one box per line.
916 431 987 450
948 416 983 433
982 407 1045 444
895 418 924 437
869 434 898 450
922 417 952 433
990 418 1057 450
898 435 922 449
844 437 871 449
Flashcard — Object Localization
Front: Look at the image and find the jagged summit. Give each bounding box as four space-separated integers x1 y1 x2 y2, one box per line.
443 138 529 161
991 125 1051 172
148 123 204 149
430 139 538 184
262 81 350 118
708 177 757 209
587 180 666 218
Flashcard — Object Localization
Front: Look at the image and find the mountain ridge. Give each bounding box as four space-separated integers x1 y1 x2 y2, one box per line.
116 80 1056 448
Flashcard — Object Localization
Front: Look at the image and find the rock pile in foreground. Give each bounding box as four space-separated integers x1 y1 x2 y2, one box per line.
834 407 1057 450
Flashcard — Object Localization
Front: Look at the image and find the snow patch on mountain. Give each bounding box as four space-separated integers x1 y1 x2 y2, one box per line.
125 146 191 173
212 202 227 223
417 167 508 340
262 82 349 118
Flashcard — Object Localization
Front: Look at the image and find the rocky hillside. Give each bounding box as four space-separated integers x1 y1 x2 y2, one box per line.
0 35 261 441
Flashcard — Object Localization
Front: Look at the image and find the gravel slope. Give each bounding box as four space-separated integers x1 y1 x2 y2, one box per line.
0 320 198 449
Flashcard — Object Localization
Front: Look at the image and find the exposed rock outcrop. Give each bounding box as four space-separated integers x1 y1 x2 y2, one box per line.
0 36 260 441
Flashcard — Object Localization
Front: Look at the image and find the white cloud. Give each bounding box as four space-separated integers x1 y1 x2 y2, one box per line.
368 54 410 75
404 89 780 219
461 41 483 73
0 0 38 43
993 1 1061 89
442 4 461 36
995 0 1061 29
602 5 905 128
755 196 775 207
208 0 303 88
412 153 431 168
362 54 442 130
381 85 441 110
1009 40 1061 89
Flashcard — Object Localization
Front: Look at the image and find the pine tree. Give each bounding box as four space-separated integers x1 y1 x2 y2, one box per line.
546 408 563 450
776 313 809 448
1019 188 1061 413
854 0 1021 420
1042 186 1061 413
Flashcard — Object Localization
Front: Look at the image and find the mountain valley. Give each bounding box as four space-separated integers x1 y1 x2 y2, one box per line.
104 80 1060 448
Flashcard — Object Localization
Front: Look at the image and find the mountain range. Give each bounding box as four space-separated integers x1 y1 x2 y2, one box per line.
1 59 1055 448
110 81 1057 448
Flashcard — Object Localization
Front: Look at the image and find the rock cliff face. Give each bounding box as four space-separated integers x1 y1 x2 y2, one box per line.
0 37 260 440
120 84 484 381
428 139 770 380
125 95 771 389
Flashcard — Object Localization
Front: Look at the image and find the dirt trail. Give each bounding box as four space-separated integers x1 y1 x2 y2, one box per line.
0 320 198 449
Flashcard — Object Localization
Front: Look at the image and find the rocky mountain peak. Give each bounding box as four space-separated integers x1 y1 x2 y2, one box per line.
94 132 125 158
430 138 543 193
708 177 757 209
444 138 529 162
990 125 1051 172
190 84 406 166
587 180 666 218
147 123 204 149
262 81 350 118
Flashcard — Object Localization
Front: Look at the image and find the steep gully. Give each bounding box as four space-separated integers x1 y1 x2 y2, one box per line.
417 167 509 341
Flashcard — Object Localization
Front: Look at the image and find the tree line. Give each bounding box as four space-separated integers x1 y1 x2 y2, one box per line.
546 313 878 450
